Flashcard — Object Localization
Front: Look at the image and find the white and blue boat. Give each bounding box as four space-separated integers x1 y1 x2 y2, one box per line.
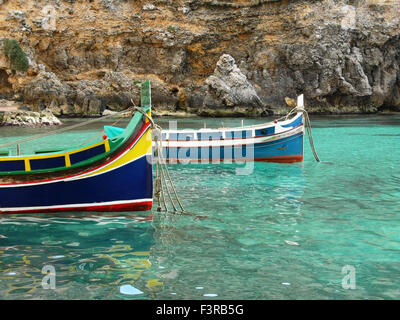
157 96 306 164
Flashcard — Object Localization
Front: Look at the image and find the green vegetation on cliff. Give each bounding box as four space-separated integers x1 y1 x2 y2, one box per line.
2 38 29 73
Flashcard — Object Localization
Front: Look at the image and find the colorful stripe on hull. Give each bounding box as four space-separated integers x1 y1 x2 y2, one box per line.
256 155 304 163
0 200 153 215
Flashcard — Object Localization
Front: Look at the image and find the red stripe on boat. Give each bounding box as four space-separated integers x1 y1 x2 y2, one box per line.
256 155 304 163
0 200 153 214
164 154 303 163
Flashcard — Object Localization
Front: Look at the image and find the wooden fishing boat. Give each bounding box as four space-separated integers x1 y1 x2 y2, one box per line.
155 96 307 163
0 81 154 214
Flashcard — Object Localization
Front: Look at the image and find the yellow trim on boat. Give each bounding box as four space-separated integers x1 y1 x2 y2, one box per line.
145 111 151 123
65 154 71 167
0 140 109 162
104 139 110 153
24 159 31 172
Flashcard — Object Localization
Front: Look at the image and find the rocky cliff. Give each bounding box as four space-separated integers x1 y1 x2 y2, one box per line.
0 0 399 116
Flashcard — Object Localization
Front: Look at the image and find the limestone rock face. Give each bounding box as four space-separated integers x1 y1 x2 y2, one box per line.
0 0 399 115
23 71 70 109
276 1 400 113
21 69 142 116
204 54 265 112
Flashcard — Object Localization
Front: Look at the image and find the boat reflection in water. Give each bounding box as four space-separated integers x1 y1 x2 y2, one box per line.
146 161 306 299
0 213 164 299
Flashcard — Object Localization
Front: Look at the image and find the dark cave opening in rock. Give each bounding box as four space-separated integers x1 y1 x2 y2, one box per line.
0 69 11 94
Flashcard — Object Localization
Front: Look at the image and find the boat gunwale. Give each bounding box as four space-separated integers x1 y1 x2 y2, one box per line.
161 112 304 142
159 124 304 148
0 139 112 161
160 112 303 135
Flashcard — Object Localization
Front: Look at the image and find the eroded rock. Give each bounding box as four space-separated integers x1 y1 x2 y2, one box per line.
201 54 268 116
0 108 62 126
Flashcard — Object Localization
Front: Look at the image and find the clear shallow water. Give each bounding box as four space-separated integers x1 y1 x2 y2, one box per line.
0 114 400 300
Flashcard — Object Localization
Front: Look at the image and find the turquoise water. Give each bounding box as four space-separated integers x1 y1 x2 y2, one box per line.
0 114 400 299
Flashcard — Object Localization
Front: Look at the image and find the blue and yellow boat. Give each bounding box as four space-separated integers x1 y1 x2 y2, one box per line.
0 81 154 214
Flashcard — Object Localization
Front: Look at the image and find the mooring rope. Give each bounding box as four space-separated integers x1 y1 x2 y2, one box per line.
157 160 168 212
283 106 320 162
302 109 320 162
161 157 186 212
159 154 178 212
154 127 186 214
132 104 186 214
154 149 163 212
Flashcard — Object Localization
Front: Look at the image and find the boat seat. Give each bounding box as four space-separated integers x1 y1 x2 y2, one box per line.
0 150 10 157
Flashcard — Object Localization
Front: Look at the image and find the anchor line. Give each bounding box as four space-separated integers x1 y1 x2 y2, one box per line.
281 106 320 162
132 104 186 214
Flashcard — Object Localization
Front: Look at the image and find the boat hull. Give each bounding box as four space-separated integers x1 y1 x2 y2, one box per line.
253 132 304 163
0 117 153 215
0 155 153 214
